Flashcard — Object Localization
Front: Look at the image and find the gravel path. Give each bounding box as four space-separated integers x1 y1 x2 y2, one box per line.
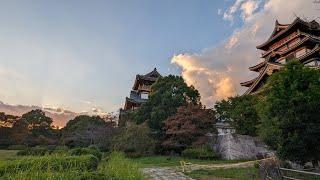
142 167 194 180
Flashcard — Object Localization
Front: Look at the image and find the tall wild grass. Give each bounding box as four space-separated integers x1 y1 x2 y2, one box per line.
99 151 145 180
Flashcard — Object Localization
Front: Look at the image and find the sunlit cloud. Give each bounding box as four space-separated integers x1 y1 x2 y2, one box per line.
223 0 261 23
172 0 318 107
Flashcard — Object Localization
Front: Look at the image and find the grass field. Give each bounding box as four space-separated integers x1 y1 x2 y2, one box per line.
0 150 18 161
186 167 259 180
0 150 260 179
132 155 250 168
0 150 145 180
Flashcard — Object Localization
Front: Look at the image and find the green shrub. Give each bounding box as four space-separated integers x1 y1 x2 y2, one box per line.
16 146 70 156
0 171 104 180
182 147 219 160
112 123 155 156
69 147 102 160
6 145 27 150
99 151 145 180
0 155 99 176
51 146 69 155
17 146 50 156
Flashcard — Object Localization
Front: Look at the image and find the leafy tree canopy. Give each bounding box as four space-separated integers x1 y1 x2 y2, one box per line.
8 109 58 146
162 104 216 153
0 112 19 127
258 61 320 163
133 75 200 132
63 115 107 132
62 115 116 150
18 109 53 136
214 95 260 136
112 123 155 156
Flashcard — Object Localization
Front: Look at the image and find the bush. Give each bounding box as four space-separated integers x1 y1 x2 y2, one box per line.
0 155 99 176
99 152 145 180
51 146 69 155
17 146 70 156
182 147 219 160
0 171 103 180
112 123 155 157
6 145 27 150
69 147 102 160
17 146 51 156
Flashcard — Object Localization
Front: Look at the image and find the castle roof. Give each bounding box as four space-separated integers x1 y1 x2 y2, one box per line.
257 18 320 50
132 68 161 90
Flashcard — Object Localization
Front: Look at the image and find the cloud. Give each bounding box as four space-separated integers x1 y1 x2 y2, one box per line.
171 54 236 106
240 0 260 21
223 0 261 23
171 0 319 108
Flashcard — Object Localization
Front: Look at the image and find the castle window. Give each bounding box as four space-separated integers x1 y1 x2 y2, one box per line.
141 92 149 99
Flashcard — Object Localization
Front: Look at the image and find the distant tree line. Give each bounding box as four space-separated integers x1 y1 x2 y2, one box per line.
0 110 117 151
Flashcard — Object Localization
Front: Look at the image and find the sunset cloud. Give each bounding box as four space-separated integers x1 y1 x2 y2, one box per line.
172 0 319 107
171 54 236 106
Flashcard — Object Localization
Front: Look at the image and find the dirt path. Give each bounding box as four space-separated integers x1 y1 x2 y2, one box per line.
142 167 194 180
181 157 274 172
142 158 273 179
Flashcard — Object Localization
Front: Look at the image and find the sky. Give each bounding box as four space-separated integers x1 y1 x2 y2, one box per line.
0 0 319 114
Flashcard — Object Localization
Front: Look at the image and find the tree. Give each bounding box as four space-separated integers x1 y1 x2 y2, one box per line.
258 61 320 164
112 123 155 156
19 109 53 136
0 112 19 147
215 95 260 136
62 115 116 150
133 75 200 132
162 104 216 153
10 109 57 146
0 112 19 127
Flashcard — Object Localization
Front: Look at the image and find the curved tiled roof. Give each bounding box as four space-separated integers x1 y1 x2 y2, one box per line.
132 68 161 90
297 44 320 63
243 62 283 94
249 61 266 72
240 77 258 87
257 18 320 50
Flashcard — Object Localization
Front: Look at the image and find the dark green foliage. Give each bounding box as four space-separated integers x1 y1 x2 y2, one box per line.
9 109 59 146
6 145 27 150
20 109 53 136
0 155 99 176
69 147 102 160
0 127 12 149
17 146 50 156
182 147 219 160
133 75 200 132
16 146 70 156
215 95 260 136
112 123 155 157
61 115 116 150
258 61 320 164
